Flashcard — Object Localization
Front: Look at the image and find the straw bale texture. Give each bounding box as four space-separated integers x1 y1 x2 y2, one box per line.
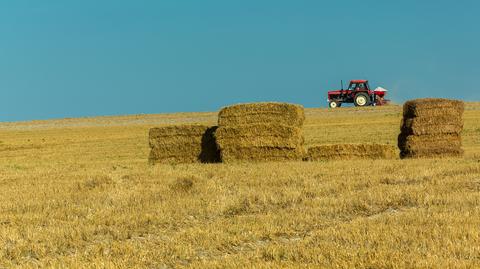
216 136 303 148
218 102 305 127
215 124 304 148
149 125 219 164
305 144 397 161
219 146 305 163
401 116 463 136
215 124 302 138
215 124 305 162
400 148 464 159
398 134 462 152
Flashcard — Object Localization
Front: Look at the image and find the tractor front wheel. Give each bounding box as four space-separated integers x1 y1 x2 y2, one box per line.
354 93 370 107
329 101 340 108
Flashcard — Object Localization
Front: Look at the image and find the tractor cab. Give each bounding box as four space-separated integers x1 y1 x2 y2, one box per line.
348 80 370 92
327 79 389 108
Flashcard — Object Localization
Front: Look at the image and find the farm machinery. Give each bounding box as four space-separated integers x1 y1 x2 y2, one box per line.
327 80 389 108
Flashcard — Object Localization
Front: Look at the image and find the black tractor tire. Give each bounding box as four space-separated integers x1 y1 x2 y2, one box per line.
354 93 370 107
329 101 340 108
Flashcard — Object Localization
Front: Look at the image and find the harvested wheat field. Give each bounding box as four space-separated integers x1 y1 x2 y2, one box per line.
216 102 305 163
399 98 465 159
0 103 480 268
148 125 219 164
306 143 397 161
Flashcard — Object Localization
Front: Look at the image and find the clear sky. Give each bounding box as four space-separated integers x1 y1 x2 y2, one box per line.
1 0 479 121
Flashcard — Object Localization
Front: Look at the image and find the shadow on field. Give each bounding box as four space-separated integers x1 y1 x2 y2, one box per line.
199 126 221 163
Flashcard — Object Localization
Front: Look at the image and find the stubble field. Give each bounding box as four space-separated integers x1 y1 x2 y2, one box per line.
1 103 480 268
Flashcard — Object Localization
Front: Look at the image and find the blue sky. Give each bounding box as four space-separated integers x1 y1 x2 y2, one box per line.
1 0 479 121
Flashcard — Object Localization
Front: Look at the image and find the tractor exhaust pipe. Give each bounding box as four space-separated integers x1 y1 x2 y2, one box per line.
340 80 344 98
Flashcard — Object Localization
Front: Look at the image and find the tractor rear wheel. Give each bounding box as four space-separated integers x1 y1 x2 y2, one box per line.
354 93 370 107
329 101 340 108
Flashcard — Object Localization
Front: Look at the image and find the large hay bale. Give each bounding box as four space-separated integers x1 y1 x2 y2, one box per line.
398 98 464 159
216 102 306 163
305 144 397 161
403 98 464 118
215 124 305 163
148 125 219 164
218 102 305 127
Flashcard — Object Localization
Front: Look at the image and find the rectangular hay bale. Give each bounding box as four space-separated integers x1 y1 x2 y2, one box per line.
398 132 464 159
215 123 305 162
148 125 219 164
218 102 305 127
403 98 464 118
305 144 397 161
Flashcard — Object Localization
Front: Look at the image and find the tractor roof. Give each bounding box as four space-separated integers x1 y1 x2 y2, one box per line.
350 80 368 83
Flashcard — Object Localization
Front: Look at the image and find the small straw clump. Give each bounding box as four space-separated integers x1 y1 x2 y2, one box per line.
305 144 397 161
398 98 464 158
216 102 306 162
149 125 220 164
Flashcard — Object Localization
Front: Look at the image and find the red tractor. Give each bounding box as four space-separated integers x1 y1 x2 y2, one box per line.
327 80 389 108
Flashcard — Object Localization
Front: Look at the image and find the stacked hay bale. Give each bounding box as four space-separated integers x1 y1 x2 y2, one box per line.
216 102 305 162
149 125 219 164
305 144 397 161
398 98 464 158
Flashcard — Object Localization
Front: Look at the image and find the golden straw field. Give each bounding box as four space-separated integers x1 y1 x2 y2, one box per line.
1 103 480 268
